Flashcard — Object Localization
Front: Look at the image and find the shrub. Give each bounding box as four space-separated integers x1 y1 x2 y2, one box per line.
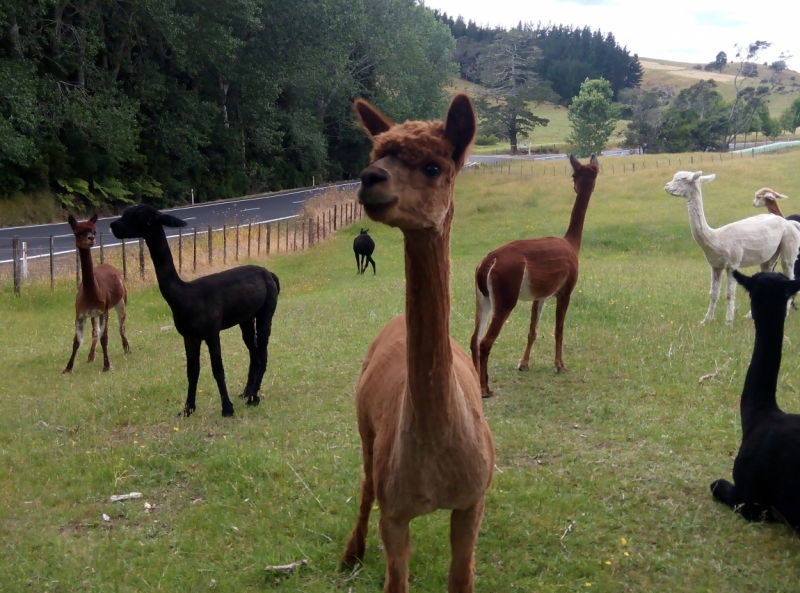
475 134 500 146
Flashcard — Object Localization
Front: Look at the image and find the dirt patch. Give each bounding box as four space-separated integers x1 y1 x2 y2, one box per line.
640 60 737 83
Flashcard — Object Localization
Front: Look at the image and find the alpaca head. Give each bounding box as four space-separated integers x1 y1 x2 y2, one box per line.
734 270 800 322
359 228 369 235
110 204 187 240
68 213 99 249
664 171 716 198
570 154 599 194
353 94 476 232
753 187 788 208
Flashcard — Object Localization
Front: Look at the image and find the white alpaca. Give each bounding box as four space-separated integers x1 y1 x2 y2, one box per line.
664 171 800 324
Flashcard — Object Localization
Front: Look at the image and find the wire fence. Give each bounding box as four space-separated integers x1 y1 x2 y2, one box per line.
3 198 364 296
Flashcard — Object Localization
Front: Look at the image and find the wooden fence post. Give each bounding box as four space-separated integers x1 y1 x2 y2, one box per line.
178 227 183 273
334 204 338 231
316 215 320 242
285 220 289 251
309 217 314 245
49 236 55 290
257 223 261 256
193 227 197 273
208 226 213 265
235 224 239 261
138 238 145 280
302 220 306 250
99 232 105 264
248 222 252 259
267 223 271 255
276 222 280 253
223 224 227 264
122 239 127 281
12 236 20 296
293 221 297 252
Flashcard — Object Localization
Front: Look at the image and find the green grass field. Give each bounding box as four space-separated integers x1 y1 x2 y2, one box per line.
3 149 800 592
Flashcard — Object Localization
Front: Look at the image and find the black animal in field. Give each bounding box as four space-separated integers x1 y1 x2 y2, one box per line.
710 270 800 529
353 228 376 275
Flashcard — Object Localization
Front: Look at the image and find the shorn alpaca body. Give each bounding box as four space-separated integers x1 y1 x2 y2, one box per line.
664 172 800 324
711 271 800 529
341 95 494 593
63 214 130 373
470 155 599 397
752 187 800 279
110 205 280 417
353 228 376 274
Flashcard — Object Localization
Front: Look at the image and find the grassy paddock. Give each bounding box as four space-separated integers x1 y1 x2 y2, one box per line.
3 151 800 591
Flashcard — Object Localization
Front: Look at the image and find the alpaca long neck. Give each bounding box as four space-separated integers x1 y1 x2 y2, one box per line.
402 221 456 432
766 201 784 217
143 230 185 304
685 189 714 245
563 182 594 252
77 247 98 299
741 310 783 435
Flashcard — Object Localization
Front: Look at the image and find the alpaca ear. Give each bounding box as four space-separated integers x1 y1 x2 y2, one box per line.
67 214 77 229
732 270 753 292
691 171 702 181
569 154 581 172
89 213 98 224
776 191 788 200
589 154 599 167
444 93 476 169
158 213 187 228
353 99 393 138
699 174 716 184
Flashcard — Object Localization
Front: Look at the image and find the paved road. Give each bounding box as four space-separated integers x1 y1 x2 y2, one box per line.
0 182 360 263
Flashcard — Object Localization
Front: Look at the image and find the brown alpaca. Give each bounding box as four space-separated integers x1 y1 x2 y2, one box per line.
470 155 599 397
63 214 130 373
340 95 494 593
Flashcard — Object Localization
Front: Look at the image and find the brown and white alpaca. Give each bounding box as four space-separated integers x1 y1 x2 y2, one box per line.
470 155 599 397
340 95 494 593
63 214 130 373
752 187 800 283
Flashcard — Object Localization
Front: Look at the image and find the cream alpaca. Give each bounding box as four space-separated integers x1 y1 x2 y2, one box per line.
664 172 800 324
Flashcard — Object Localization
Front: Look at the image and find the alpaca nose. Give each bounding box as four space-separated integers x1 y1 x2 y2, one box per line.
360 165 388 189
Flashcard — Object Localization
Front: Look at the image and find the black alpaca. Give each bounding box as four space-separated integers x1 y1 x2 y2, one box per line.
710 270 800 529
353 228 376 275
110 204 280 417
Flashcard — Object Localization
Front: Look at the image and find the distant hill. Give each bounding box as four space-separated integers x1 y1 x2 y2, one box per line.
639 58 800 115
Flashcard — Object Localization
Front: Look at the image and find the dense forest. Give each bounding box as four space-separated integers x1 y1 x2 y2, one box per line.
0 0 456 209
431 13 643 103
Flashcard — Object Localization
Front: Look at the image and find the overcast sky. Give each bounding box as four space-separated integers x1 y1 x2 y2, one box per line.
423 0 797 71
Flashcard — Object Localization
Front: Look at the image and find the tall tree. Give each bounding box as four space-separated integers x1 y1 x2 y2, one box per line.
474 30 555 153
565 78 618 157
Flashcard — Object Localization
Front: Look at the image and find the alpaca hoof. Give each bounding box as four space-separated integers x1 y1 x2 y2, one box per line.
246 394 260 407
222 406 235 418
102 365 112 372
340 548 364 569
87 355 95 363
556 365 569 373
517 362 529 371
481 388 494 399
179 406 195 418
61 368 73 375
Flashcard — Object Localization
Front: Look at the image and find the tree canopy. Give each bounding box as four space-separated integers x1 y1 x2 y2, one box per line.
0 0 457 208
565 78 618 157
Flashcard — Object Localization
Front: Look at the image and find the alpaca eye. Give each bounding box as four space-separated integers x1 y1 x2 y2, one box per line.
422 164 441 178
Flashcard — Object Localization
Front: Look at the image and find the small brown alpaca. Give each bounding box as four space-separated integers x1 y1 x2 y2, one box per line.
63 214 130 373
470 155 599 397
340 95 494 593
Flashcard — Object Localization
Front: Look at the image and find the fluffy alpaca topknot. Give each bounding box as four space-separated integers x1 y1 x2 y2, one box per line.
370 120 455 167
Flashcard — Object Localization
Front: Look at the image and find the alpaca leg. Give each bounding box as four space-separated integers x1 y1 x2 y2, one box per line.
554 293 571 372
341 437 375 566
63 316 87 374
249 299 276 405
779 245 797 315
703 267 723 325
518 300 544 371
114 298 131 353
725 269 737 324
379 515 411 593
182 337 202 417
478 301 516 398
447 499 485 593
87 316 99 363
711 479 775 522
710 478 738 508
355 253 361 274
99 312 112 371
367 255 376 275
469 289 491 373
239 319 259 402
206 334 235 417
